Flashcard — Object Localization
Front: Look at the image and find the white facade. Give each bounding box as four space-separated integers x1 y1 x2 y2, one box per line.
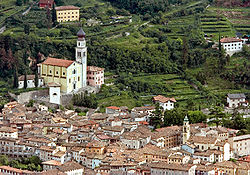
227 93 247 108
18 77 44 89
76 29 87 88
66 62 83 93
220 38 243 55
222 42 242 52
229 134 250 157
0 128 18 139
65 169 84 175
49 86 61 105
159 101 175 111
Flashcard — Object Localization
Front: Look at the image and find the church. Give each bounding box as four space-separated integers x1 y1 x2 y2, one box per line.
40 28 104 94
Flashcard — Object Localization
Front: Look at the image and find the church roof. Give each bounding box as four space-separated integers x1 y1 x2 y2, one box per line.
41 57 74 68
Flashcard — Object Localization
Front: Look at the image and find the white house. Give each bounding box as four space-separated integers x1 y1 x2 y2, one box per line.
220 38 243 55
18 75 44 89
153 95 176 111
228 134 250 157
227 93 248 108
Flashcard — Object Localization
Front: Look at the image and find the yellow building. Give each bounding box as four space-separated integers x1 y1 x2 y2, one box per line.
40 28 87 94
55 5 80 23
40 57 83 93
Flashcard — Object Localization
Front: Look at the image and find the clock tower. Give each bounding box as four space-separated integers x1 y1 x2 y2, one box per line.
183 116 190 144
76 28 87 87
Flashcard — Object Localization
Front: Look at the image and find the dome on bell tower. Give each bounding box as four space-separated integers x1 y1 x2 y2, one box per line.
77 28 85 38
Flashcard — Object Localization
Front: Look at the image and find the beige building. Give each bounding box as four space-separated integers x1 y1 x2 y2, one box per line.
55 6 80 23
0 127 18 138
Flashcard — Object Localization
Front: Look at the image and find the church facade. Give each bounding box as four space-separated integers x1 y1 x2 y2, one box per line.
40 28 104 94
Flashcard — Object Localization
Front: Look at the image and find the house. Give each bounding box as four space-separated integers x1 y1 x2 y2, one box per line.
87 66 104 87
0 126 18 138
120 126 151 149
227 93 248 108
150 162 197 175
102 126 124 137
0 166 34 175
152 95 176 111
38 0 54 9
18 75 44 89
55 6 80 23
105 106 120 114
85 140 106 155
220 37 243 55
42 160 62 170
228 134 250 157
58 161 84 175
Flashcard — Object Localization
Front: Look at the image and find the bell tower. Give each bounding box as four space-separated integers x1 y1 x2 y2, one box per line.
76 28 87 87
183 116 190 144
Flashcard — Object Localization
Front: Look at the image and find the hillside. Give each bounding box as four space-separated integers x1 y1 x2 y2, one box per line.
0 0 249 110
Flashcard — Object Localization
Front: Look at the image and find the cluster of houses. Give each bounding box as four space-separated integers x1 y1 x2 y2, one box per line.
0 99 249 175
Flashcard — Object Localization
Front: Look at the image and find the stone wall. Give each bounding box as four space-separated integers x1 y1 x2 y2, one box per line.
9 89 49 104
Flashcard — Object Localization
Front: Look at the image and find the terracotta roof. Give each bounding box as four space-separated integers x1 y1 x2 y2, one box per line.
47 82 61 87
42 160 62 166
18 75 42 81
38 169 66 175
55 5 80 11
0 166 34 174
153 95 176 103
188 136 217 144
87 66 104 72
41 57 74 68
220 38 242 43
150 162 193 171
106 106 120 110
0 126 17 133
39 0 54 4
58 161 84 172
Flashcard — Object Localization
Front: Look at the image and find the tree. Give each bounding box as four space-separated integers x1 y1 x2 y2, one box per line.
0 155 8 166
164 108 186 126
24 23 30 35
16 0 23 6
35 71 38 87
188 111 207 124
150 103 163 129
46 7 52 29
13 66 19 88
52 3 57 26
24 72 27 89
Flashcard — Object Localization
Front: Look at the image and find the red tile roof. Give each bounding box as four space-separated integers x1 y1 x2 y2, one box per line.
87 66 104 72
55 5 80 11
39 0 54 4
220 38 242 43
107 106 120 110
153 95 176 103
41 57 74 68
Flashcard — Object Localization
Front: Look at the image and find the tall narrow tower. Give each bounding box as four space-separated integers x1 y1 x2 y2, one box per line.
76 28 87 87
183 116 190 144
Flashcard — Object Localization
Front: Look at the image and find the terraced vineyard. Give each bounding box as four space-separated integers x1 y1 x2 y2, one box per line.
0 0 27 26
200 13 235 39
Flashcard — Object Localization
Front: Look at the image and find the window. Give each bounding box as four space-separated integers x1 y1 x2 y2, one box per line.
78 77 80 81
50 70 52 74
69 79 71 83
73 69 76 74
56 71 58 74
63 72 65 76
77 52 81 57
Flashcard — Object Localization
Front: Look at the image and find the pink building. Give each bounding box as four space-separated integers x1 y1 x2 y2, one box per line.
87 66 104 87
